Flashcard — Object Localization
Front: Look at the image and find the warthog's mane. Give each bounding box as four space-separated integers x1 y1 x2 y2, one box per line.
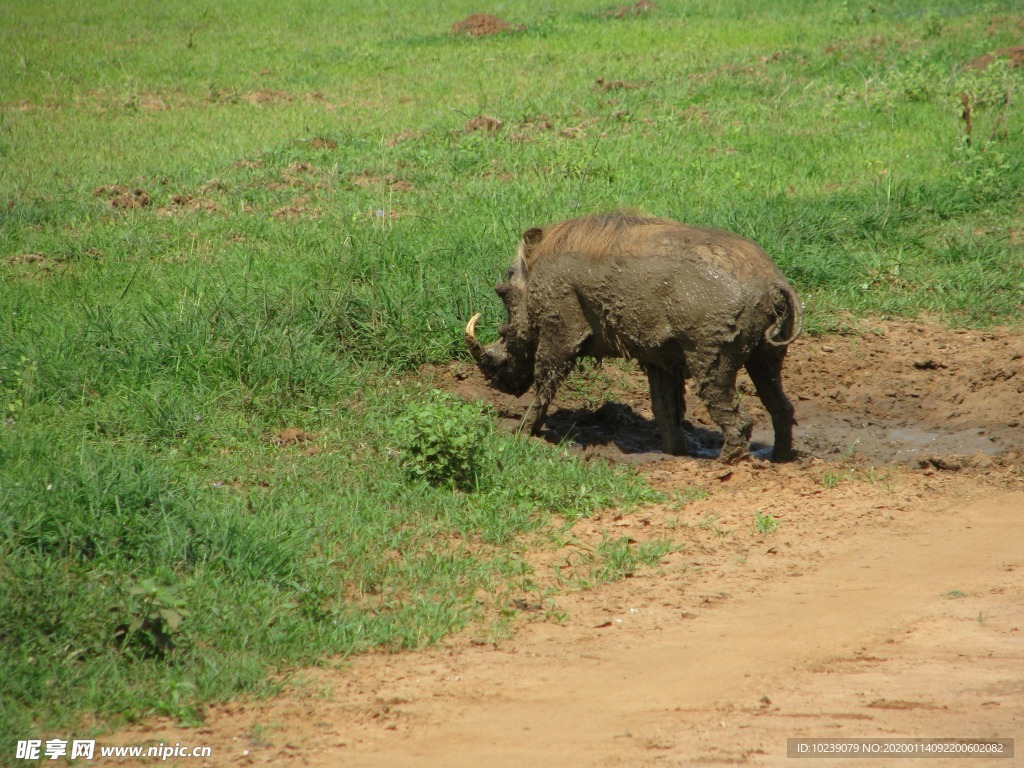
521 212 675 272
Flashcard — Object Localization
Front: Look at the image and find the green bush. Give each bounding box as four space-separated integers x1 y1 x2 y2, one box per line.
398 392 493 491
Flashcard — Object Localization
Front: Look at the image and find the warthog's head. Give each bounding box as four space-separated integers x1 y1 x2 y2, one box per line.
465 228 543 396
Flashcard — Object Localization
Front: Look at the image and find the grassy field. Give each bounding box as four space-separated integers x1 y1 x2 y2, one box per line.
2 0 1022 748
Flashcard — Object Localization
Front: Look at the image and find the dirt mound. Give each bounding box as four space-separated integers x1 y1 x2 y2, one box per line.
463 114 504 133
450 14 524 37
441 319 1024 468
156 194 222 216
92 184 150 209
299 137 337 150
967 45 1024 69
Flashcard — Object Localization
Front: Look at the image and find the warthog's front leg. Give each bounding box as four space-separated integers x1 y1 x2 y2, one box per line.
644 364 688 455
521 333 586 436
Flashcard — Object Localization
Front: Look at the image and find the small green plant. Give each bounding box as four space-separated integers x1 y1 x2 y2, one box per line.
843 439 862 459
114 579 190 661
668 486 709 510
752 511 778 535
821 470 843 489
0 356 36 418
398 391 493 491
697 512 730 538
590 534 674 583
858 467 890 485
952 136 1013 202
921 12 944 40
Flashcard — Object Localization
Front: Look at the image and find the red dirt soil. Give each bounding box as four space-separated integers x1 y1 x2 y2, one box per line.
108 320 1023 766
450 14 524 37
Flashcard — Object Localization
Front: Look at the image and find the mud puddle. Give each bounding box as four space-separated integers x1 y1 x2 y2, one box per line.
440 319 1023 468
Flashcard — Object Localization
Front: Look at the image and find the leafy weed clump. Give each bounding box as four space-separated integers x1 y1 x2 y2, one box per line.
398 391 492 491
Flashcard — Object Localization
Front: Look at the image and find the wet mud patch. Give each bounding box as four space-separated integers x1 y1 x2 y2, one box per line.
439 320 1023 468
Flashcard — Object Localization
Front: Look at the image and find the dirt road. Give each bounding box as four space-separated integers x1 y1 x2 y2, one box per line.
111 321 1022 766
316 490 1022 768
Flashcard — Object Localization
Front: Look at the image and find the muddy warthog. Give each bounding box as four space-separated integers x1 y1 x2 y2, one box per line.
465 213 803 462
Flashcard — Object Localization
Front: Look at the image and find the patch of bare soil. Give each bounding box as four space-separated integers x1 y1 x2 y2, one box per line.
156 194 222 217
986 15 1024 39
385 129 425 146
93 184 151 209
599 0 658 19
967 45 1024 70
449 14 524 37
107 321 1023 766
272 196 320 220
302 137 338 150
463 114 504 133
350 171 414 192
4 252 65 278
594 77 649 91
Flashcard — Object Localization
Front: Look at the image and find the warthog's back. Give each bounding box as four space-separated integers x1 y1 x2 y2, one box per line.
524 215 789 288
522 215 794 354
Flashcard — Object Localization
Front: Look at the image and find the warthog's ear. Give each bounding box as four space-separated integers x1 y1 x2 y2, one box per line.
517 227 544 267
521 227 544 248
520 227 543 259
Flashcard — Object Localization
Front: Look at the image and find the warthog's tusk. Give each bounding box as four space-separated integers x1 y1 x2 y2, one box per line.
465 313 488 367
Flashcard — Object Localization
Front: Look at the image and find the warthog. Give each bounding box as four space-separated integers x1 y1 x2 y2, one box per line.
465 213 803 461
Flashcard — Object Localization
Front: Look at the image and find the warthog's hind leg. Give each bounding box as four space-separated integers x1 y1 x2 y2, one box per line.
692 350 752 463
745 345 796 462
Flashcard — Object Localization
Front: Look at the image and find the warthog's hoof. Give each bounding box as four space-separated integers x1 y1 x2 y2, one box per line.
719 444 749 464
771 446 797 462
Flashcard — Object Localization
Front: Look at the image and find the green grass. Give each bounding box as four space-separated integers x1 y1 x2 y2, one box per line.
2 0 1023 749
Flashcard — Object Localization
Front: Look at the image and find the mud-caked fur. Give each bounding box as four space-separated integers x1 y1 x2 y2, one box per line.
466 213 803 462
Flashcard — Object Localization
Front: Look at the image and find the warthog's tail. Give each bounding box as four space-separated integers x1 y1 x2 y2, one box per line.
764 284 803 348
